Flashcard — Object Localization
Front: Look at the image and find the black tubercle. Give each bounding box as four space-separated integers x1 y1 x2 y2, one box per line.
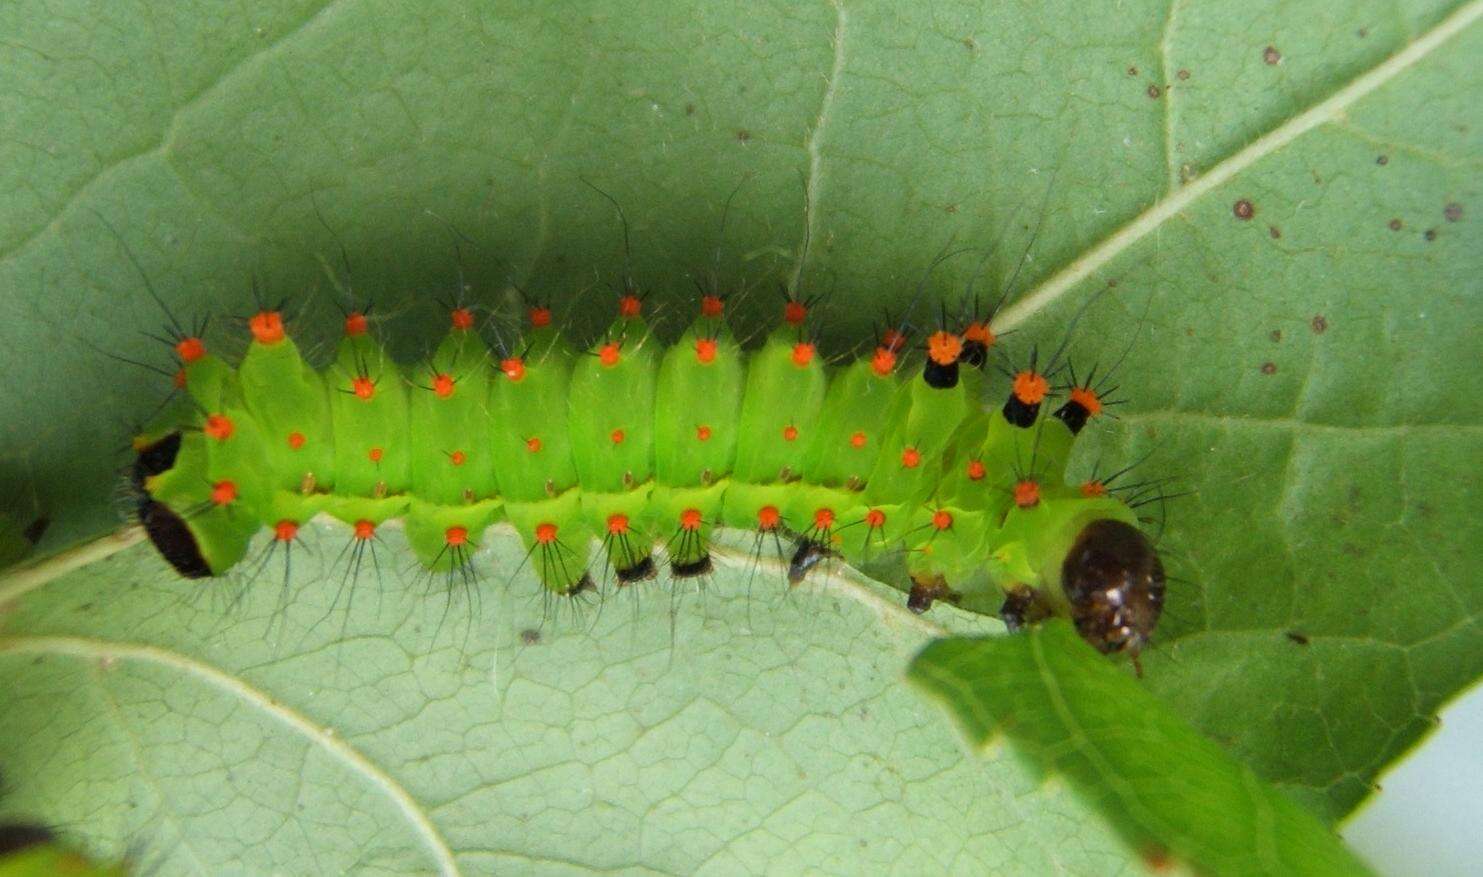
1061 519 1165 659
788 540 831 584
998 584 1051 631
959 340 988 368
670 554 713 578
1002 394 1040 427
922 358 959 389
132 431 183 487
139 499 212 578
1053 399 1091 434
0 823 54 856
615 554 657 585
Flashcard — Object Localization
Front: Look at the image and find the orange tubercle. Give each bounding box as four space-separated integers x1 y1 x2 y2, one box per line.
353 519 376 540
432 373 455 398
927 331 963 366
610 428 625 445
757 505 781 530
784 301 808 325
864 508 886 528
598 342 622 368
175 336 206 362
210 480 237 506
445 526 469 546
274 520 299 542
812 508 835 530
352 376 376 400
619 295 642 318
791 342 815 367
966 459 986 481
900 446 921 468
526 436 542 453
287 431 306 450
870 347 897 377
534 522 558 544
249 310 285 344
450 308 475 331
700 295 724 318
782 425 799 442
344 312 368 337
204 414 234 442
449 450 467 466
962 321 995 346
1081 480 1108 498
931 509 953 530
1012 370 1049 405
501 357 526 381
368 446 384 463
696 424 713 442
1069 385 1103 416
881 328 907 353
528 306 552 328
679 508 703 531
695 337 718 364
1014 479 1041 508
849 431 867 449
607 513 630 535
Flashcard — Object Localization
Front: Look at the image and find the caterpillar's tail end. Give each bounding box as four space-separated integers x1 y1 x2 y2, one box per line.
139 499 213 579
1060 519 1165 663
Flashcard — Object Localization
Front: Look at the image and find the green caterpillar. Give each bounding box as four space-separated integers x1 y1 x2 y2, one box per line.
129 286 1165 664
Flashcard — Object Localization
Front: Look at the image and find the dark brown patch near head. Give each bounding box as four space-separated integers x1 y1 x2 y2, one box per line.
139 500 212 578
1061 520 1165 663
1233 199 1254 220
133 431 183 488
0 823 54 856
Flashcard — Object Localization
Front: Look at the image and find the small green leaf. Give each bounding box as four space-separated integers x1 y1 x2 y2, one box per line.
909 621 1373 876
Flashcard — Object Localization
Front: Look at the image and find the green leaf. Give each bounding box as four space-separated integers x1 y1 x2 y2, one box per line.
0 0 1479 868
909 622 1373 876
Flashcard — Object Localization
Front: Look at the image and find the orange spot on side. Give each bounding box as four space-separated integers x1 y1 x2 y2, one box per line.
1069 385 1103 416
607 513 630 535
1013 371 1049 405
450 307 475 331
500 357 526 381
700 295 724 318
274 520 299 542
526 436 542 453
353 519 375 540
344 312 368 337
249 310 285 344
881 328 907 352
1081 480 1108 498
598 342 622 368
352 376 375 400
849 431 867 449
791 342 815 367
610 428 625 445
368 446 384 463
449 450 467 466
175 336 206 362
679 508 703 531
931 509 953 530
619 295 642 318
900 446 921 468
757 505 781 530
432 373 455 398
813 508 835 530
1014 479 1041 508
927 331 963 365
210 480 237 505
287 431 305 450
696 424 713 442
204 414 234 442
966 460 986 481
784 301 808 325
445 526 469 546
534 522 558 544
172 368 188 389
695 337 718 364
962 321 995 346
528 306 552 328
870 346 897 376
865 508 886 528
782 425 799 442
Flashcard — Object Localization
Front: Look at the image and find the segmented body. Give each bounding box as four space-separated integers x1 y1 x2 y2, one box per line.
133 292 1162 658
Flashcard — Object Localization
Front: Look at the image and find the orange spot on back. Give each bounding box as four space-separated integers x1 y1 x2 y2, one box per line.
607 513 630 535
900 446 921 468
849 431 867 449
1014 479 1041 508
534 522 558 544
701 295 724 318
598 342 621 368
445 526 469 546
791 342 815 367
249 311 285 344
368 446 384 463
966 460 986 481
449 450 467 466
932 509 953 530
352 376 375 400
679 508 703 531
204 414 234 442
757 505 781 530
784 301 808 325
619 295 642 318
1069 385 1103 416
870 347 897 376
450 307 475 331
610 428 625 445
526 436 542 453
927 331 963 365
865 508 886 528
695 338 718 364
782 425 799 442
344 312 368 337
274 520 299 541
881 328 907 352
1081 480 1107 498
210 480 237 505
696 424 713 442
287 431 305 450
353 519 375 540
501 357 526 381
813 508 835 530
529 306 552 328
962 321 995 345
1013 371 1049 405
175 336 206 362
432 373 455 398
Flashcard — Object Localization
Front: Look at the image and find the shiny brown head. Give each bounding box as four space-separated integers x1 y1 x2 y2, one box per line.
1061 519 1165 672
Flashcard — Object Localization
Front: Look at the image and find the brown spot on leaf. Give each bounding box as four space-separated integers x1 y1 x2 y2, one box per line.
1177 68 1190 80
1233 199 1255 220
1311 314 1328 334
1444 202 1463 222
1424 228 1438 241
963 37 977 51
735 129 751 143
519 629 541 645
1357 27 1369 38
1127 65 1139 76
1263 45 1281 65
1376 154 1389 166
1388 218 1403 231
1269 225 1281 239
944 204 958 214
684 103 696 116
1147 84 1162 99
1286 631 1310 646
1260 361 1277 375
1269 329 1282 342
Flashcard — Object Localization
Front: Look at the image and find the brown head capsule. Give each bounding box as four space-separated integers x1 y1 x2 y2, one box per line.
1061 519 1165 673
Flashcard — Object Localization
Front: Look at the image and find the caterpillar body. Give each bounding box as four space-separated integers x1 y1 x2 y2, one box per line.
129 287 1165 662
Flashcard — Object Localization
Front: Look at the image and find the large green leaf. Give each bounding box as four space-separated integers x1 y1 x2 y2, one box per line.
0 0 1479 870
